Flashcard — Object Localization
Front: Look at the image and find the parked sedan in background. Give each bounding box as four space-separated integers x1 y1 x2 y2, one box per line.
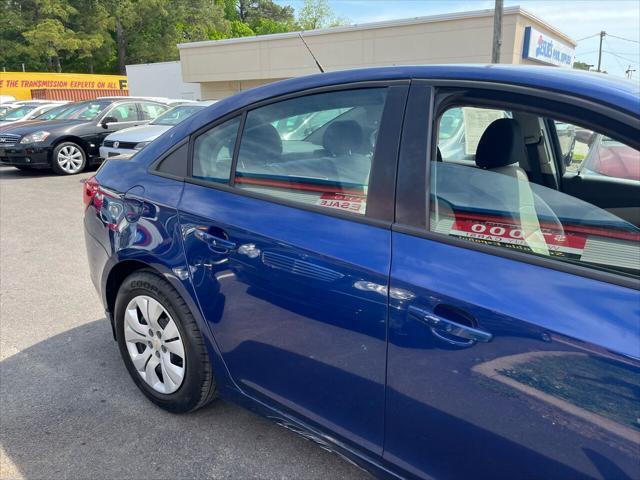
84 66 639 480
0 104 16 117
0 98 168 174
100 101 215 158
579 133 640 181
0 101 68 126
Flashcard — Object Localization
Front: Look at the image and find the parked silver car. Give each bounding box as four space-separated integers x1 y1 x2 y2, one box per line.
99 101 215 158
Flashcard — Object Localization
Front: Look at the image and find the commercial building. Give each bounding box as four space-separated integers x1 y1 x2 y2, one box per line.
126 61 202 100
178 6 576 100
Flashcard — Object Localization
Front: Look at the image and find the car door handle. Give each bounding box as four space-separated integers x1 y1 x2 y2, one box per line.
408 305 493 345
193 229 237 251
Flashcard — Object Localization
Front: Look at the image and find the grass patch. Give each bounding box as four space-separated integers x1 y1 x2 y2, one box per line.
500 355 639 430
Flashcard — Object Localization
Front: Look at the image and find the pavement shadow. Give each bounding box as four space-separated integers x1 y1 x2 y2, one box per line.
0 164 98 180
0 319 368 479
0 166 58 179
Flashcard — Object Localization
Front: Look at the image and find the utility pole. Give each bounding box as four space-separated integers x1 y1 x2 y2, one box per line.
626 65 636 79
596 30 606 72
491 0 504 63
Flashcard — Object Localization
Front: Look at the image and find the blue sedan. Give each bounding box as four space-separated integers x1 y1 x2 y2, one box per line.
84 65 640 480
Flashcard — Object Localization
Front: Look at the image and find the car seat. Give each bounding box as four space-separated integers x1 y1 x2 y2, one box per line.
322 120 371 186
475 118 549 255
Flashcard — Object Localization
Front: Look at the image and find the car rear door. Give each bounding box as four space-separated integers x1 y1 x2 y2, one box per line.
177 83 408 454
92 102 142 152
384 83 640 479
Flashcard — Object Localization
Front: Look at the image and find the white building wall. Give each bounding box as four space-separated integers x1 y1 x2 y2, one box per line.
126 61 202 100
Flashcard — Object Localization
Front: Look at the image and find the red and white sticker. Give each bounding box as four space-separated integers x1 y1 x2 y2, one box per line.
316 193 367 214
450 218 587 259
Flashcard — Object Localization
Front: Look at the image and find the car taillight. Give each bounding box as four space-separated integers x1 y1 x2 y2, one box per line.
83 176 100 209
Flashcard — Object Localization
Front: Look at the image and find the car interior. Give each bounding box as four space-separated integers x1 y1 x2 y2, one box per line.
431 104 640 276
193 88 387 212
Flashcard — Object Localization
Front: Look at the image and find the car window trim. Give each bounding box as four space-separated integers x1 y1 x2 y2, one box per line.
185 80 410 225
394 79 640 290
544 118 567 178
149 138 190 181
418 79 640 134
228 111 247 187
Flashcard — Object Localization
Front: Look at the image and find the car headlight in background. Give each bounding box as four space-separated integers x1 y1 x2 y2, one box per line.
20 131 50 144
134 141 150 150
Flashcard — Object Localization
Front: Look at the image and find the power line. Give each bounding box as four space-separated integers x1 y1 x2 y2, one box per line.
576 33 600 42
607 33 640 44
604 50 639 65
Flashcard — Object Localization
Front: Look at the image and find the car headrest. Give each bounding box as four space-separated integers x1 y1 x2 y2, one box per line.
323 120 363 156
475 118 526 169
241 123 283 160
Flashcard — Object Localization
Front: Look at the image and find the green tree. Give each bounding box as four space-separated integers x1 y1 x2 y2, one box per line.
573 60 592 71
0 1 33 71
23 18 80 72
298 0 347 30
234 0 294 25
252 18 295 35
68 0 114 73
0 0 302 74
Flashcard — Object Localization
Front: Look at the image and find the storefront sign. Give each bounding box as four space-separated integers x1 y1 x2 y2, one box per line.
0 72 128 100
522 26 575 68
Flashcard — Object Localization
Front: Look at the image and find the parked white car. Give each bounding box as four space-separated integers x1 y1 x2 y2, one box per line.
99 101 215 158
98 96 195 106
0 101 68 126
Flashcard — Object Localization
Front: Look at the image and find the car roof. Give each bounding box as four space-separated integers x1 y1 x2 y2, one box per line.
211 65 640 118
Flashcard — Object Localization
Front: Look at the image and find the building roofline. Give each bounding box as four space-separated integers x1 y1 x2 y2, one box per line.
178 5 576 51
126 60 181 69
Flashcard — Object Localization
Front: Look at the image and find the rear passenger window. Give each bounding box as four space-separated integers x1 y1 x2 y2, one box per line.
110 103 138 122
235 88 388 215
430 105 640 277
139 103 168 120
192 117 240 183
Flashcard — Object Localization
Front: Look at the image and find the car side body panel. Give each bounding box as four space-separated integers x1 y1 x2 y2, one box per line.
178 184 391 454
385 234 640 479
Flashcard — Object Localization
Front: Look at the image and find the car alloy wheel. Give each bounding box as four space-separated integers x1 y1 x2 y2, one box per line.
123 295 186 394
56 145 84 174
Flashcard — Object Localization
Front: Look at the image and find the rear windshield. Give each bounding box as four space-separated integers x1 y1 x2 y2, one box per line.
151 105 204 126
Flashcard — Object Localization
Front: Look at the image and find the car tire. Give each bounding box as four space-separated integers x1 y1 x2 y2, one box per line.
114 270 217 413
51 141 87 175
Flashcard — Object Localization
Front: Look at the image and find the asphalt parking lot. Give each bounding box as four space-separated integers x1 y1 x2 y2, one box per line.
0 165 369 479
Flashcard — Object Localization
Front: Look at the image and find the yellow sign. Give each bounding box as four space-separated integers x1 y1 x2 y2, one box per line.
0 72 128 100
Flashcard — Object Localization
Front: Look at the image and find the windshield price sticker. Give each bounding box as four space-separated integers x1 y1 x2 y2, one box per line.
316 193 366 214
450 218 587 259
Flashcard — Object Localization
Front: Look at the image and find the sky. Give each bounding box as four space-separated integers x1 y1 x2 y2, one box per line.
281 0 640 79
